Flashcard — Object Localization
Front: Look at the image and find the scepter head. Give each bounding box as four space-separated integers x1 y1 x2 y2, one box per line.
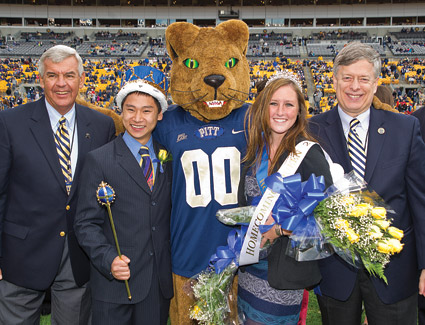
96 181 115 206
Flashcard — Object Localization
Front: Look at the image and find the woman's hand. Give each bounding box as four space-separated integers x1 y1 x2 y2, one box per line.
260 213 292 248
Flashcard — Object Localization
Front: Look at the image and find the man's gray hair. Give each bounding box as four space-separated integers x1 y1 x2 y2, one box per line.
333 42 381 79
38 45 84 77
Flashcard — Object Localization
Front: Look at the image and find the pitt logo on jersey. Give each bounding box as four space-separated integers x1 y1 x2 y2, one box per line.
195 125 224 139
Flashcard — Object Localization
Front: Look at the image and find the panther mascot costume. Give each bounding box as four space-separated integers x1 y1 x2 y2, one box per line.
154 19 250 324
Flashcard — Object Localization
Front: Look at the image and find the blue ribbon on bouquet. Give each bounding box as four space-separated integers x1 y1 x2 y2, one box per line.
209 227 246 274
259 173 326 234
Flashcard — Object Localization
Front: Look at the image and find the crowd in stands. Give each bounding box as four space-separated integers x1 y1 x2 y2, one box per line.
80 42 143 56
388 29 425 56
5 28 425 60
247 39 300 58
147 38 167 57
388 40 425 55
0 31 146 57
21 31 72 41
2 55 424 113
248 57 307 102
95 31 142 41
1 28 425 113
311 30 367 41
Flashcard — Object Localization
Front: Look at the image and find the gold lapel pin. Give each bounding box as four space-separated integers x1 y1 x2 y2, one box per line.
378 127 385 135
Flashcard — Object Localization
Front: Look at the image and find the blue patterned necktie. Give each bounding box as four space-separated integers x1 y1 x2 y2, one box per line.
55 117 72 195
139 146 154 191
347 118 367 180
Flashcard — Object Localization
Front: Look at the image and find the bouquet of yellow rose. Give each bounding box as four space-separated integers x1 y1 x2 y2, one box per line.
313 173 404 284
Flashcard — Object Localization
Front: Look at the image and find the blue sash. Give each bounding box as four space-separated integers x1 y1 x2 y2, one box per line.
255 148 269 195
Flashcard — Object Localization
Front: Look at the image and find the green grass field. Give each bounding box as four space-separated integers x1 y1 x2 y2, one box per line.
39 290 374 324
40 291 324 324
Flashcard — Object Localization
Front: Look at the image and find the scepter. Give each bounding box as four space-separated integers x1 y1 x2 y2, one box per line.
96 181 132 300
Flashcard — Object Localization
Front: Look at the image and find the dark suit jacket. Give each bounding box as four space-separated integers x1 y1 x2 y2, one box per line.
74 135 173 305
309 106 425 304
412 106 425 142
0 97 115 291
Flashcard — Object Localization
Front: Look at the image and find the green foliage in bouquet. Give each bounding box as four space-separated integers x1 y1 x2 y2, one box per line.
189 263 238 325
216 206 255 225
314 192 404 284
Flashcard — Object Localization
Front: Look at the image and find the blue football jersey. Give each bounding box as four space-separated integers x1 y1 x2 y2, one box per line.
154 104 248 277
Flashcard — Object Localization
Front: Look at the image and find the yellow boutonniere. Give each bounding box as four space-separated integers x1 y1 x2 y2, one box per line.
158 149 168 162
154 149 172 173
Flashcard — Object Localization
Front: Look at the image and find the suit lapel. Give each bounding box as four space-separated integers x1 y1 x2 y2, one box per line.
29 99 67 194
151 140 167 195
324 108 352 172
365 107 386 183
116 136 152 194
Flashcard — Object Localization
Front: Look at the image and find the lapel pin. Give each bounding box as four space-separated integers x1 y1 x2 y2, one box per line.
378 128 385 135
85 133 91 139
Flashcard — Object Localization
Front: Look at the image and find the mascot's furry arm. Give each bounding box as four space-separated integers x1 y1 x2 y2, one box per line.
75 94 124 135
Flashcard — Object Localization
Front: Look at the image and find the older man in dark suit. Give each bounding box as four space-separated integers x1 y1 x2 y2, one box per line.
74 79 173 325
0 45 115 324
309 42 425 325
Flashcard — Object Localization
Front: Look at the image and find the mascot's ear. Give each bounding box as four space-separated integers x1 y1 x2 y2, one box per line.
166 22 200 60
216 19 249 55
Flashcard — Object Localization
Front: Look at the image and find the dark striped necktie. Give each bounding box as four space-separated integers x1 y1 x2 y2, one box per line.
139 146 154 191
55 116 72 195
347 118 366 180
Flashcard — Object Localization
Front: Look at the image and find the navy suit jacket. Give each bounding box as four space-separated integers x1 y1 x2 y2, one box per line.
412 106 425 142
309 106 425 304
74 135 173 304
0 97 116 291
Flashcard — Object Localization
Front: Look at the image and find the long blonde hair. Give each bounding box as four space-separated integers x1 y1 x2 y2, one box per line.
244 77 314 174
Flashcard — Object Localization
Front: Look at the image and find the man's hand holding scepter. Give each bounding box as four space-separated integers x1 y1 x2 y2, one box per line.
96 181 132 300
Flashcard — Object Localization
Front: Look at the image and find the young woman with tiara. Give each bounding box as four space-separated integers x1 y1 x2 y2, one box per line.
237 71 333 325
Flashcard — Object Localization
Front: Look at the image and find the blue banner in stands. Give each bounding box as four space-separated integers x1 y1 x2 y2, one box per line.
121 65 168 92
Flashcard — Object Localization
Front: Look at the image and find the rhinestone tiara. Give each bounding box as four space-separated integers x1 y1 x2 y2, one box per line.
265 70 302 91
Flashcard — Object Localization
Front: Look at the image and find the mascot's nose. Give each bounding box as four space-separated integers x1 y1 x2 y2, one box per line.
204 74 225 90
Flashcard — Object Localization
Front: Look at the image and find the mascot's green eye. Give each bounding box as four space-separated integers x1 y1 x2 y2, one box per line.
183 58 199 69
225 58 238 68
